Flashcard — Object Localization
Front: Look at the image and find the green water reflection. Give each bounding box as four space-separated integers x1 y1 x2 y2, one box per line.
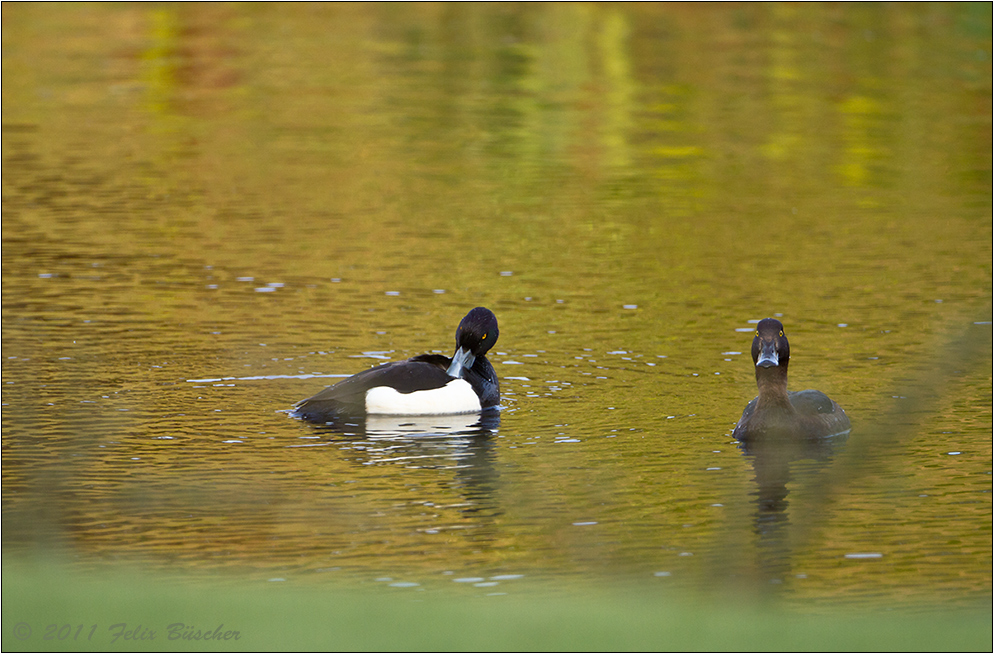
2 3 991 610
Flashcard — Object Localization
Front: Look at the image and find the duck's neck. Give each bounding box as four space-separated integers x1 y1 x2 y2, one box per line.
472 355 497 383
755 366 793 412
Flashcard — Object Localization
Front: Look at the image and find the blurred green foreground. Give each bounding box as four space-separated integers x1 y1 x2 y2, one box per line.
3 561 990 652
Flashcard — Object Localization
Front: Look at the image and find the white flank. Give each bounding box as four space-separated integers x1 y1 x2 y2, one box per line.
365 379 482 416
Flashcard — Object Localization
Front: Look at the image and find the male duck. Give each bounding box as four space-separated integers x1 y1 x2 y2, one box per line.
292 307 500 422
732 318 850 441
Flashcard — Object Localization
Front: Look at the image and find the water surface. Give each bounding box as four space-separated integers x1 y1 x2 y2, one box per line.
3 3 991 611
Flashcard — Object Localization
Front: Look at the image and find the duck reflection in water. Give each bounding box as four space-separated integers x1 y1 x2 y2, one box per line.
739 433 848 585
297 409 504 530
732 318 851 584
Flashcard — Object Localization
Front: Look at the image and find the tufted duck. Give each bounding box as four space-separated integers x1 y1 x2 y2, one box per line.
732 318 850 441
292 307 500 422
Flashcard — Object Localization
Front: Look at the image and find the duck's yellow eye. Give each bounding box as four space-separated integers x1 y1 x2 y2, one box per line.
481 333 487 340
779 330 784 337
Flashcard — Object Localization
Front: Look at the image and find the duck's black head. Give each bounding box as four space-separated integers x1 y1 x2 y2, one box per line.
447 307 499 379
456 307 499 356
751 318 790 374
